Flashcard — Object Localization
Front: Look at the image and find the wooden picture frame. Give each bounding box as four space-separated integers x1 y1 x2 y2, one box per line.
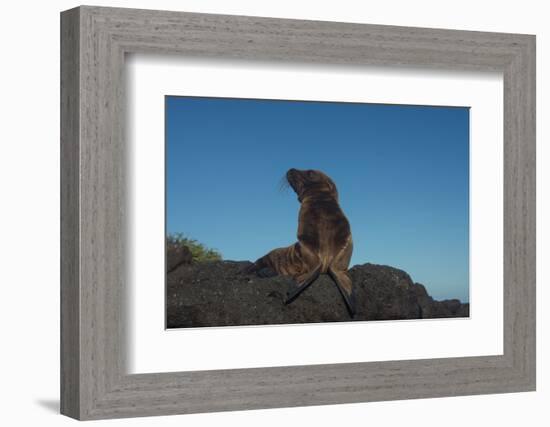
60 5 536 420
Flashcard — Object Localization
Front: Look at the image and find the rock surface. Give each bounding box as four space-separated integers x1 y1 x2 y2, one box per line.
166 242 192 272
166 260 469 328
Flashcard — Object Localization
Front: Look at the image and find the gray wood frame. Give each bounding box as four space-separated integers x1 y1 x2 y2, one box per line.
60 5 536 420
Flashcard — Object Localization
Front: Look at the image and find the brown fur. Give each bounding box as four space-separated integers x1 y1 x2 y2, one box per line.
245 168 355 316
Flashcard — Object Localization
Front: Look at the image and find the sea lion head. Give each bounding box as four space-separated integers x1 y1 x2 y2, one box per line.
286 168 338 202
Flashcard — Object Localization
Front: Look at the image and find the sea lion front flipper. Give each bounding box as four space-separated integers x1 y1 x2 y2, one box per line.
242 255 271 275
242 262 260 274
257 267 278 278
284 265 322 305
327 267 356 317
243 263 277 278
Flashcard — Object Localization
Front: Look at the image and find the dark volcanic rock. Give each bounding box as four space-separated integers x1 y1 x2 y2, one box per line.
166 261 469 328
166 242 192 272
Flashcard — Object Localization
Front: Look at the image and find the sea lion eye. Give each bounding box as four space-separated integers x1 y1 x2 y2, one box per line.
307 170 317 180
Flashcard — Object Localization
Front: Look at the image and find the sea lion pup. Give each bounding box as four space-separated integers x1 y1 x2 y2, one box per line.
245 168 355 316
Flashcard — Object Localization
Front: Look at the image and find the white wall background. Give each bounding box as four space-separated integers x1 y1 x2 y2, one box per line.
0 0 546 425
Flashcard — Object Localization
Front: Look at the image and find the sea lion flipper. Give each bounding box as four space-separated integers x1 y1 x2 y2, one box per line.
257 267 278 278
242 256 272 275
284 265 322 305
328 267 356 317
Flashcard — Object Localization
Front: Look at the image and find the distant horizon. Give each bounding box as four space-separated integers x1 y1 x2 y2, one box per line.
166 96 470 303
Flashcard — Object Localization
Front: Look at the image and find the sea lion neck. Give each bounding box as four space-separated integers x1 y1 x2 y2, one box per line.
300 191 338 204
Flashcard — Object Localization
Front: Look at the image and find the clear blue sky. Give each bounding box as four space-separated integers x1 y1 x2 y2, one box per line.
166 96 469 303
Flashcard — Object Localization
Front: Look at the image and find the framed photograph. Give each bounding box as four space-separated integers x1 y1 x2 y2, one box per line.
60 6 535 420
164 96 471 329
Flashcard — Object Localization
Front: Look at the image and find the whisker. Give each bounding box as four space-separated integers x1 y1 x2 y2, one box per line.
278 174 290 193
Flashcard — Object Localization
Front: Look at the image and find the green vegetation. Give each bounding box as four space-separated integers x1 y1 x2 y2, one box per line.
167 233 222 262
